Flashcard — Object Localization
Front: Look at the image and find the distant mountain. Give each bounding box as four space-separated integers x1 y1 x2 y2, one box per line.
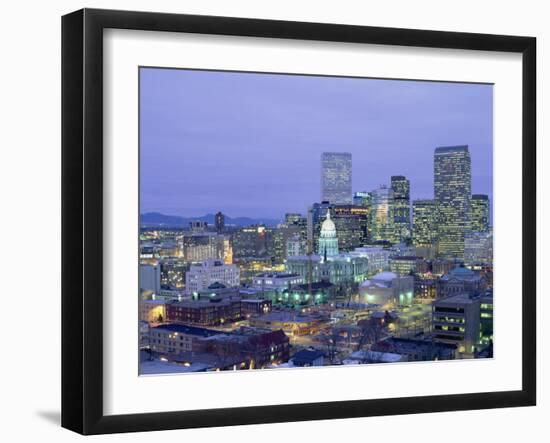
140 212 281 227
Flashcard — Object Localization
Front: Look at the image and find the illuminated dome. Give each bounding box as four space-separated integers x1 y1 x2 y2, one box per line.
318 210 339 258
320 210 336 235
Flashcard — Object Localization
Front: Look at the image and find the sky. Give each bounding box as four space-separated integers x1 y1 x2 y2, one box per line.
140 68 493 220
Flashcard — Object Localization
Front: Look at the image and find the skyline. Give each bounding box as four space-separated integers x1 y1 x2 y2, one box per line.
140 68 493 219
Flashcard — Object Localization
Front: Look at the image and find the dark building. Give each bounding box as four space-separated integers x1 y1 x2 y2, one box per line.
240 298 272 317
414 274 437 299
232 225 272 259
371 337 457 361
215 211 225 234
437 266 488 298
332 204 369 251
166 297 242 326
189 220 208 232
159 258 188 290
291 349 325 367
205 328 290 369
391 176 411 242
272 224 303 263
308 202 369 253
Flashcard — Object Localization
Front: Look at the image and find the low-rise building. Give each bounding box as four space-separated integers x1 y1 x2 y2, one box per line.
251 272 304 293
414 274 438 300
185 259 240 295
241 299 272 317
249 312 321 336
166 297 242 326
290 349 325 367
139 299 167 323
203 327 290 369
148 323 224 355
359 272 414 306
371 337 457 361
432 292 482 355
437 266 488 298
390 256 425 275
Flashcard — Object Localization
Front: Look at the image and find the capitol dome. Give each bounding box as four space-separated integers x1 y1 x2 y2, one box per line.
320 210 336 234
318 210 339 258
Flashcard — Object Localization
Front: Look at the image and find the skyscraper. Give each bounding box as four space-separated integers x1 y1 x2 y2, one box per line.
434 145 472 258
412 199 439 246
370 185 394 243
391 176 411 242
215 211 225 234
331 204 369 251
321 152 352 204
470 194 490 232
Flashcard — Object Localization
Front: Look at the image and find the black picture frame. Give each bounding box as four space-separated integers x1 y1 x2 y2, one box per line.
62 8 537 435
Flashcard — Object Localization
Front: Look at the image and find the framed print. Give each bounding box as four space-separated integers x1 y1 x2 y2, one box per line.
61 8 536 435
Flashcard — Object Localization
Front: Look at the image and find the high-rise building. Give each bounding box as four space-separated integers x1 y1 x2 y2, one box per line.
215 211 225 234
189 220 208 232
180 232 229 263
470 194 490 232
285 213 304 225
464 230 493 265
284 213 308 250
317 211 339 258
272 224 302 263
391 176 411 242
434 145 472 258
286 233 305 257
332 204 369 251
232 225 272 259
353 191 372 208
370 185 394 243
412 199 439 246
321 152 352 204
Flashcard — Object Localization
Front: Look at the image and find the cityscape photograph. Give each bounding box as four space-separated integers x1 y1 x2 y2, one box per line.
138 67 494 375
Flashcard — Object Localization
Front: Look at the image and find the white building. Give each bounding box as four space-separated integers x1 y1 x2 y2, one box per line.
139 263 161 294
251 272 304 292
185 259 240 295
359 271 414 306
286 233 305 257
351 247 392 275
317 210 339 257
464 230 493 265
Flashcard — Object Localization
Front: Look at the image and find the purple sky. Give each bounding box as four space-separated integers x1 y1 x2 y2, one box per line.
140 68 493 220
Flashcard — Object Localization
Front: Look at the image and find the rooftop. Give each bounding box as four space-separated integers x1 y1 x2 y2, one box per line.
255 312 316 323
434 145 469 154
291 349 325 364
255 272 300 279
151 323 224 337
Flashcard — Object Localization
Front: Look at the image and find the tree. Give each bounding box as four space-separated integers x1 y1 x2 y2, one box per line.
320 329 343 365
356 317 385 351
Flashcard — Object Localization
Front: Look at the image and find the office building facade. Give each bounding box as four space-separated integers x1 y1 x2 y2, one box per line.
470 194 490 232
434 145 472 258
321 152 352 204
391 176 411 242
